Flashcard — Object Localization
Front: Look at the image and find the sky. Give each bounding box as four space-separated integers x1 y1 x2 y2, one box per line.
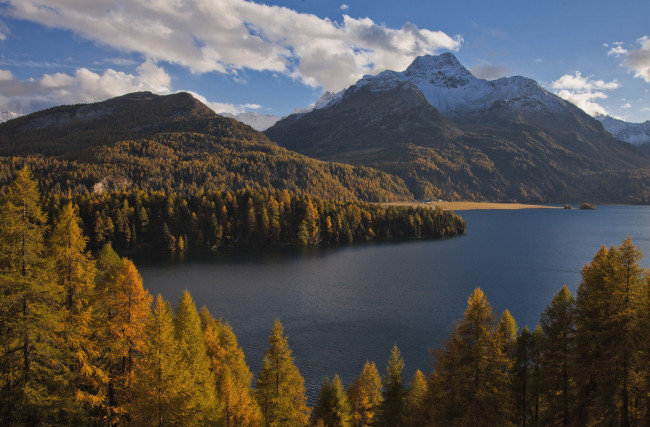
0 0 649 122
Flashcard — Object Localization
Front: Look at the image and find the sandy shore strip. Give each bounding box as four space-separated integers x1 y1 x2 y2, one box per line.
382 201 562 211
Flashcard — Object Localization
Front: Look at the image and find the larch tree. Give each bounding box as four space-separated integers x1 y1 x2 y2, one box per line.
200 306 262 427
574 238 647 425
378 344 406 426
311 375 352 427
174 291 221 424
0 168 66 424
255 319 310 427
49 202 105 420
347 361 382 427
131 294 194 426
403 370 428 427
427 288 513 426
104 258 152 423
539 285 575 426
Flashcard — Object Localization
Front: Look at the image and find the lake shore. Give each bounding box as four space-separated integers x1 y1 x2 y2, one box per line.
382 201 562 211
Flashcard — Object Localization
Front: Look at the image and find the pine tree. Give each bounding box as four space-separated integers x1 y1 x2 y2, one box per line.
311 375 352 427
347 361 382 427
378 344 406 426
255 319 310 427
512 327 533 427
427 288 514 426
131 295 194 426
49 202 104 421
403 370 428 427
539 286 575 426
200 307 262 426
174 291 221 424
574 238 647 425
0 168 66 424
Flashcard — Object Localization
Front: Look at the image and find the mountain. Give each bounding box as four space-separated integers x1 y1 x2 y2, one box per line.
220 111 281 131
0 92 412 201
267 53 650 202
0 111 21 123
596 115 650 146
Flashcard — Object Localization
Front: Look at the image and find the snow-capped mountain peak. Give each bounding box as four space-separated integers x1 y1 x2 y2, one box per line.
596 115 650 145
343 52 567 119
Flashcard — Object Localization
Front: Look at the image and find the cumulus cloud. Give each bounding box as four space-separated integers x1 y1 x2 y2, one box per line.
469 63 510 80
621 102 632 109
552 71 619 116
340 4 349 10
4 0 461 92
0 59 172 113
625 36 650 83
608 46 628 57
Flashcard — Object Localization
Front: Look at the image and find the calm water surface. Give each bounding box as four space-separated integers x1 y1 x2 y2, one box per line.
134 205 650 401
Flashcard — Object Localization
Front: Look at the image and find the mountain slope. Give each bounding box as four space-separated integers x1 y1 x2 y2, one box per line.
267 54 650 202
0 92 412 202
596 115 650 146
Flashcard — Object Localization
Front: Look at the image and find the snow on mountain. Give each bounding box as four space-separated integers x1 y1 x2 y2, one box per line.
0 111 21 123
596 115 650 145
220 111 281 131
348 52 567 119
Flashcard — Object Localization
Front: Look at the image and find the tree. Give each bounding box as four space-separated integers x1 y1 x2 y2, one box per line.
0 168 66 424
131 295 194 425
255 319 310 427
347 361 382 427
311 375 352 427
103 258 152 424
539 286 575 426
574 238 647 425
378 344 406 426
49 202 104 420
200 307 262 426
427 288 514 426
174 291 220 424
403 370 428 427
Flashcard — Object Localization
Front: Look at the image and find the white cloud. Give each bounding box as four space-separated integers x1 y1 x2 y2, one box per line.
469 63 510 80
0 60 172 113
183 91 258 115
607 46 628 57
534 58 543 63
625 36 650 83
340 4 349 10
552 71 619 116
621 102 632 109
4 0 461 92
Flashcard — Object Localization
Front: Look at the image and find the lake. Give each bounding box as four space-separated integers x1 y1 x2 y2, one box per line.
134 205 650 401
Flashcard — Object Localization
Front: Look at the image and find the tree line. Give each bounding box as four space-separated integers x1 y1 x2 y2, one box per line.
1 169 649 425
43 188 465 253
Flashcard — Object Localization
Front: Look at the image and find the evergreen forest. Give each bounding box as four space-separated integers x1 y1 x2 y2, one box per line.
1 169 649 426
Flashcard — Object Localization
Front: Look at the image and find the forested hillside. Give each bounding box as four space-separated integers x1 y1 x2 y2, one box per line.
0 92 412 202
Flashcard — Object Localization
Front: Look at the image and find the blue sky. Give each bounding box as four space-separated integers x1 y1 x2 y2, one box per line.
1 0 649 122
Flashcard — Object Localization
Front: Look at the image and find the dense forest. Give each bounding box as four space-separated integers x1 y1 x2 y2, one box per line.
1 169 649 426
41 187 465 253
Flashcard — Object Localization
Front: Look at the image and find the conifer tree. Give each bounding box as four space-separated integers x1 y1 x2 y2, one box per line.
574 238 646 425
378 344 406 426
49 202 104 421
103 258 152 423
512 327 533 427
539 285 575 426
311 375 352 427
131 295 194 426
403 370 428 427
347 361 382 427
174 290 221 424
427 288 513 426
200 307 262 426
255 319 310 427
0 168 66 424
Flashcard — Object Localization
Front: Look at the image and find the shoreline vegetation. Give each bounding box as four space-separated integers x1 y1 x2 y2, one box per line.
382 200 562 210
1 168 648 425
